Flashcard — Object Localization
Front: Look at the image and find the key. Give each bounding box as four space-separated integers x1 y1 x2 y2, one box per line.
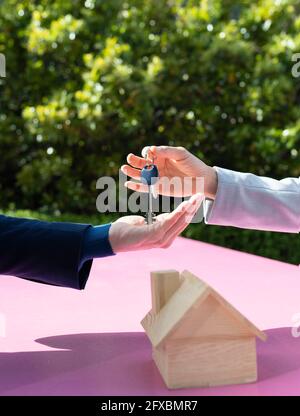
141 160 159 225
148 185 154 225
142 147 158 199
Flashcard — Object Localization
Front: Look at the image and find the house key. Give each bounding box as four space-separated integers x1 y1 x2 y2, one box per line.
141 148 159 225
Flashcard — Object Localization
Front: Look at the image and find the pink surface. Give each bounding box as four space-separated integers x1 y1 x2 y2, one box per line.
0 236 300 395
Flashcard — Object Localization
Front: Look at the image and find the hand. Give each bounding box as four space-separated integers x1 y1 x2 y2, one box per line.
121 146 217 199
108 194 203 253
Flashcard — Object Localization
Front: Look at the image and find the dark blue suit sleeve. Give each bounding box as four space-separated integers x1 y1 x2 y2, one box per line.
0 215 114 290
80 224 115 269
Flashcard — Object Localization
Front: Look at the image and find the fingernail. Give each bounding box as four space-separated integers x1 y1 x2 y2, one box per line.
141 147 150 158
191 195 203 207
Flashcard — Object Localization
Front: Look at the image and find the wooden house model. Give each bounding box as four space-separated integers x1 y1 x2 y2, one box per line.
141 269 267 389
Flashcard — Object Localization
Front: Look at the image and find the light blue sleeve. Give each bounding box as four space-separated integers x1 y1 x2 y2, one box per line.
203 167 300 233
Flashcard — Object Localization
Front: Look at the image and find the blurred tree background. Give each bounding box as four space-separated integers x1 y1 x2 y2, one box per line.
0 0 300 263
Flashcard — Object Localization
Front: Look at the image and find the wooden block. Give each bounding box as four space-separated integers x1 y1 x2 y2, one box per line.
164 337 257 389
142 274 209 347
152 346 168 386
150 270 182 314
181 270 267 342
171 294 255 340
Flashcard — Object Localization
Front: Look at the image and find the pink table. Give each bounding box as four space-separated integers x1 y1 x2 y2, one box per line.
0 236 300 396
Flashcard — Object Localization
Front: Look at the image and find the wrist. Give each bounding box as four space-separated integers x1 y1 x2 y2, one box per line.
204 166 218 199
108 222 119 254
80 224 115 269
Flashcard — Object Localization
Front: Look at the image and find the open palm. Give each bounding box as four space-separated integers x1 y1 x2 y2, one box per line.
108 195 203 253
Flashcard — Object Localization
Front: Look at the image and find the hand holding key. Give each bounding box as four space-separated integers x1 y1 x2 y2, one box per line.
121 145 217 199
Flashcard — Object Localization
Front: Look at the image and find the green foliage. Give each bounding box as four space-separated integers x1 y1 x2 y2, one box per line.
183 222 300 265
0 0 299 263
0 208 117 226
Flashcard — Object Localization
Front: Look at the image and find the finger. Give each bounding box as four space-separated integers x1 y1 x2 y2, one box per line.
127 153 148 169
158 196 202 248
153 198 194 235
124 180 149 193
142 146 156 162
154 198 199 224
141 146 151 158
157 194 202 233
152 145 188 161
144 201 189 244
121 164 141 180
164 198 202 241
155 212 169 222
143 195 202 249
153 204 196 248
167 196 201 231
184 193 204 221
125 179 167 196
161 213 194 248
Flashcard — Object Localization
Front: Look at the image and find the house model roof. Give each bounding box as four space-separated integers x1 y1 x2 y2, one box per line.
141 270 267 347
